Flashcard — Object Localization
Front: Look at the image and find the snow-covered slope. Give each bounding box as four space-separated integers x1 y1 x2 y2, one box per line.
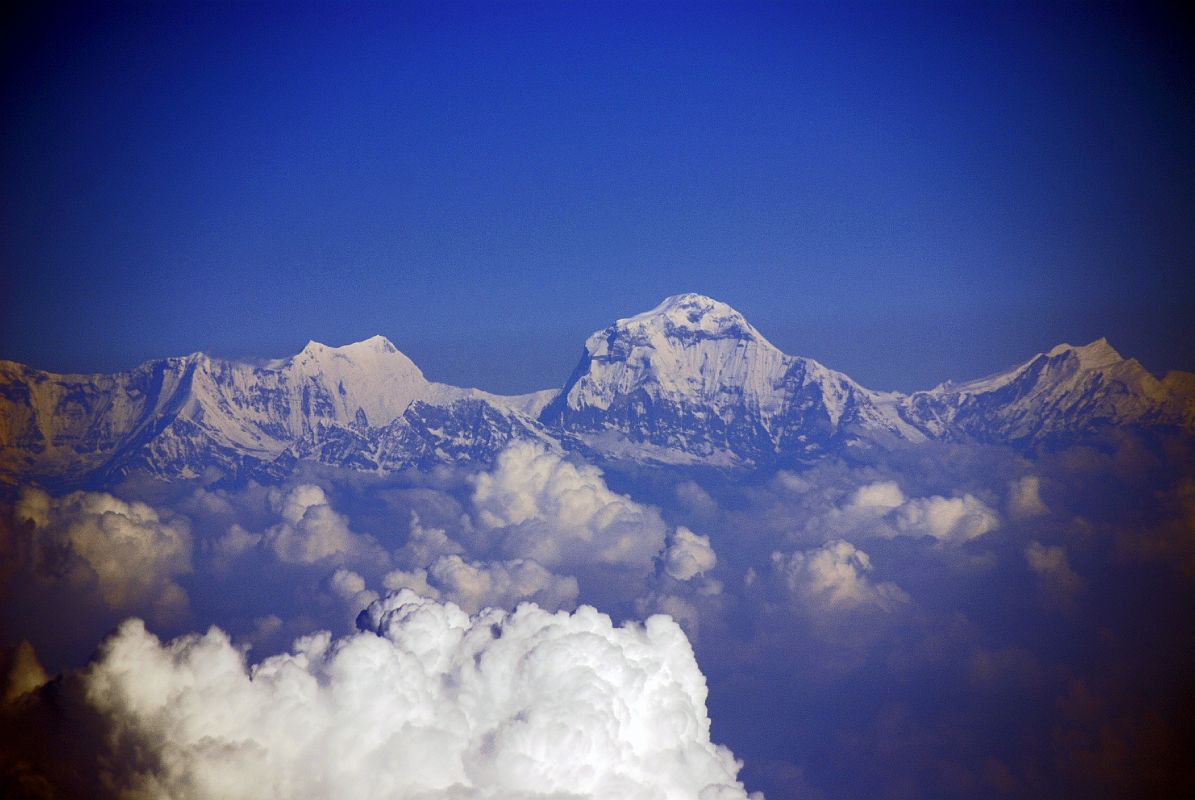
538 293 922 465
258 398 561 479
901 339 1195 443
0 338 555 485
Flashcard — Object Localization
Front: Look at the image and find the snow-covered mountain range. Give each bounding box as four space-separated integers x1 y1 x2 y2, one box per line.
3 293 1192 486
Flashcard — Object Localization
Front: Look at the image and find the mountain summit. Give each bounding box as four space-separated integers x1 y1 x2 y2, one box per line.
539 294 920 463
614 293 774 346
906 337 1192 442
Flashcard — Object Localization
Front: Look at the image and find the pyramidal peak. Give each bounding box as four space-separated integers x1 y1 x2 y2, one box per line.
299 334 399 357
1046 337 1123 370
613 293 775 348
289 335 427 393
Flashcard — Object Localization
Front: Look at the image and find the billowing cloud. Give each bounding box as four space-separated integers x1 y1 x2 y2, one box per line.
6 432 1190 800
890 493 1000 543
211 484 386 567
675 480 720 520
847 480 906 512
662 526 717 581
329 568 380 622
211 523 262 567
394 511 465 566
3 641 48 703
14 488 192 619
383 556 579 614
83 592 758 799
785 479 1001 546
635 527 723 638
764 540 909 612
264 484 383 564
471 443 666 569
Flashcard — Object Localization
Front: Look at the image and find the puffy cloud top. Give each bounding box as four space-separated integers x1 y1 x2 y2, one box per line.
1008 475 1049 519
472 443 666 570
803 481 1000 545
893 494 1000 542
384 556 579 614
768 540 909 612
266 484 380 564
212 484 384 567
847 481 906 511
271 483 332 525
84 592 758 799
1025 541 1085 609
15 488 192 618
663 526 717 581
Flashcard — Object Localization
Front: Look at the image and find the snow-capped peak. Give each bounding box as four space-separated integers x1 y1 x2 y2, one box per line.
282 335 430 427
299 334 401 358
538 293 917 463
614 293 774 347
1046 337 1123 370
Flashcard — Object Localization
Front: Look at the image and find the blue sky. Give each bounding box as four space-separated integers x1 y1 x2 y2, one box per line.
2 1 1193 392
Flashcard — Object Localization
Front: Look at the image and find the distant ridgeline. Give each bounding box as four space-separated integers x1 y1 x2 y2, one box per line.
3 294 1193 489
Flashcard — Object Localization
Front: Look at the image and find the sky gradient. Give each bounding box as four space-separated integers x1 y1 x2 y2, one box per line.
2 1 1193 393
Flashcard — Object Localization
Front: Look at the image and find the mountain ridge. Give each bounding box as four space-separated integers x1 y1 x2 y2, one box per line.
2 294 1192 486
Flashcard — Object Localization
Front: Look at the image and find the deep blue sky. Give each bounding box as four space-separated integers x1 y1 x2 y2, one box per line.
2 1 1193 393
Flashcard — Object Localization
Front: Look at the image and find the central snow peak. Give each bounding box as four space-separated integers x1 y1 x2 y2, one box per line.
538 293 912 462
614 293 775 348
1045 337 1123 371
568 293 788 412
285 334 430 428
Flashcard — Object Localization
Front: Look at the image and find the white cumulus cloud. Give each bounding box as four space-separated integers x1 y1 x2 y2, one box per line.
890 493 1000 543
84 592 758 800
471 443 666 570
265 484 382 564
329 568 381 623
662 526 717 581
846 480 906 511
383 555 579 614
211 484 386 567
394 511 465 566
14 488 192 619
794 480 999 545
767 540 909 612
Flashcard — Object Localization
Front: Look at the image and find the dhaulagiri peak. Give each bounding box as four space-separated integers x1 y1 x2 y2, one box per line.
606 292 777 348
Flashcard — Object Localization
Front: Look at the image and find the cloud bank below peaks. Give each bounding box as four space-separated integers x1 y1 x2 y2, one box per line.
805 480 1001 544
471 443 667 570
84 591 759 800
14 489 192 620
381 555 579 615
757 540 909 613
213 483 388 568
